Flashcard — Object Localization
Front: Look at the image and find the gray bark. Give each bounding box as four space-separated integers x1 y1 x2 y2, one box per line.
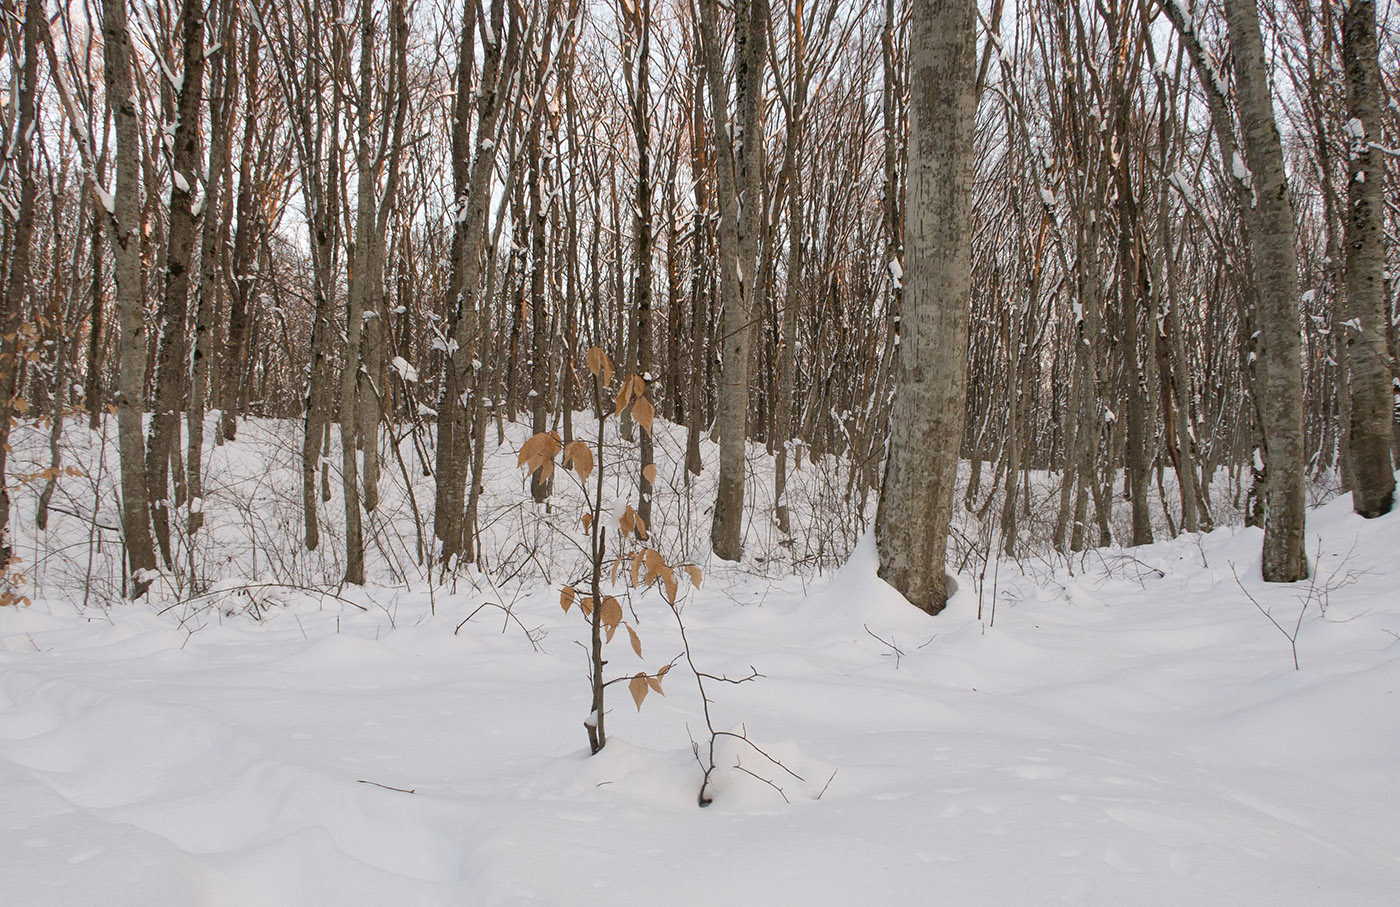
1224 0 1308 582
1342 0 1395 518
146 0 206 569
874 0 976 615
103 0 159 596
700 0 768 562
0 0 40 575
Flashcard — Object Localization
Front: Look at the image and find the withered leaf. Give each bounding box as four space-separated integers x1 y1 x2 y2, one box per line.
629 673 649 710
633 395 655 435
600 595 623 640
562 441 594 482
625 622 642 658
560 585 576 613
586 347 613 384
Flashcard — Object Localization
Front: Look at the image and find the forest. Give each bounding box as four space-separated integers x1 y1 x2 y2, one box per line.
0 0 1396 606
2 1 1400 902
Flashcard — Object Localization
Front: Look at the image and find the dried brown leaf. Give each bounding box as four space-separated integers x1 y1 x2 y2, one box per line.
600 595 623 638
562 441 594 482
633 396 655 435
642 463 658 485
643 549 666 585
560 585 576 613
683 564 703 589
579 595 594 617
625 622 642 658
586 347 613 385
517 431 562 474
629 673 649 710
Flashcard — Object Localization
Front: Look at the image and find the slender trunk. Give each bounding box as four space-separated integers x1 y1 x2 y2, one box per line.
627 0 656 534
145 0 206 569
699 0 768 561
0 0 41 574
221 28 260 443
103 0 159 596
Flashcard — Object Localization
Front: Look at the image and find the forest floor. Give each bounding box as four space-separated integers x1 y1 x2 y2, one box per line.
0 417 1397 905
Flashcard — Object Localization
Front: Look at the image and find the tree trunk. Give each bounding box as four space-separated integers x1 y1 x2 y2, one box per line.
221 27 260 443
0 0 40 576
1341 0 1395 518
874 0 976 615
700 0 768 562
103 0 159 597
1225 0 1308 582
187 9 232 540
145 0 206 569
435 0 513 567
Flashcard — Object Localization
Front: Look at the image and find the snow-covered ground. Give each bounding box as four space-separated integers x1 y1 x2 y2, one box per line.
2 419 1398 904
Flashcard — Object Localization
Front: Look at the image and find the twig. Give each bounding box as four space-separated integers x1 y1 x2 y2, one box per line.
864 623 905 668
1229 561 1302 670
733 758 789 804
158 582 369 615
455 600 546 652
356 779 415 794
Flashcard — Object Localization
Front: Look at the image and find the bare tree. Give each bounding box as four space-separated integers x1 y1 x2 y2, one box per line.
875 0 976 615
0 0 41 577
144 0 207 569
1224 0 1308 581
102 0 160 596
699 0 770 562
434 0 520 568
1341 0 1395 517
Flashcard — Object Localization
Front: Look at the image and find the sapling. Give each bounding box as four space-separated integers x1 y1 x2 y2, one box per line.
518 347 676 755
520 347 800 806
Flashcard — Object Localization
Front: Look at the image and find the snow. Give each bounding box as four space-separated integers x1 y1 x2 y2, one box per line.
2 419 1399 904
390 356 418 383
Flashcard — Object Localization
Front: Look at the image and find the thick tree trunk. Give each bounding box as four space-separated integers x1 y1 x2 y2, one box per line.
1341 0 1395 518
874 0 975 616
1225 0 1308 582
